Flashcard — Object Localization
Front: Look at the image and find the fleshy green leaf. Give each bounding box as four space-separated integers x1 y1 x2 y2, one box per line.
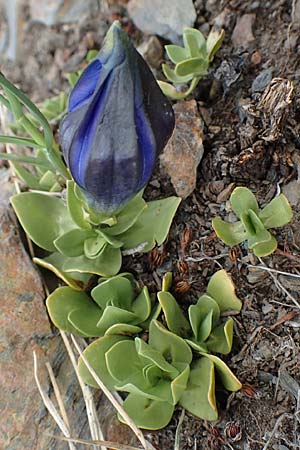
91 276 134 310
175 57 208 77
188 294 220 342
201 354 242 391
120 394 174 430
165 44 188 64
83 235 107 259
180 357 218 421
212 218 247 246
183 28 206 58
33 253 90 290
78 335 130 389
105 193 147 236
157 81 190 100
105 323 142 335
62 245 122 277
46 286 101 336
162 64 193 84
206 270 242 312
230 187 259 218
206 29 225 62
252 234 277 257
259 194 293 229
120 197 181 252
158 291 191 337
149 320 192 369
54 228 95 257
131 287 152 322
206 318 234 354
96 306 138 335
11 192 75 251
105 340 144 385
171 364 190 403
67 180 91 229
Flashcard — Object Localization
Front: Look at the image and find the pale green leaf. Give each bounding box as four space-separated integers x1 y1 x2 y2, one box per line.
206 318 234 354
11 192 75 251
230 187 259 218
175 57 208 77
201 354 242 391
179 357 218 421
78 335 129 389
206 29 225 62
259 194 293 229
54 228 95 257
206 270 242 312
119 197 181 252
183 28 206 57
212 217 247 246
158 291 191 337
165 44 188 63
120 394 174 430
67 180 91 229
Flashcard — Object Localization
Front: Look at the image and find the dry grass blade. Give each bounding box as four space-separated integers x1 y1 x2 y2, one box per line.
45 362 71 435
33 352 77 450
257 258 300 309
70 334 156 450
60 330 106 450
48 434 144 450
174 409 185 450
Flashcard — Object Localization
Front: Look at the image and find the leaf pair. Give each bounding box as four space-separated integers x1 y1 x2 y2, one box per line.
46 274 152 337
158 27 224 100
212 187 293 257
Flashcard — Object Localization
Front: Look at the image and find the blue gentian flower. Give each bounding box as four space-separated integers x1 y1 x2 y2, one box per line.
60 21 175 213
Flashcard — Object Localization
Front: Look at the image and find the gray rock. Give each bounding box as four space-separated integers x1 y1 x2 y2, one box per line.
29 0 99 26
251 68 273 93
282 180 300 207
127 0 196 43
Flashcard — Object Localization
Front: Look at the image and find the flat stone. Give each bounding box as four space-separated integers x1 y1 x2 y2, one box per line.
160 100 204 199
29 0 98 26
282 180 300 207
232 14 256 48
127 0 196 43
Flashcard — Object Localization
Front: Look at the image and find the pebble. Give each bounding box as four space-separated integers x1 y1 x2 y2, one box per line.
232 14 256 48
127 0 196 43
251 68 273 93
282 180 300 206
160 100 204 198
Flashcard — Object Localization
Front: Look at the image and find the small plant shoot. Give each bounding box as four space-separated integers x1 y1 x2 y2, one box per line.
212 187 293 257
158 27 224 100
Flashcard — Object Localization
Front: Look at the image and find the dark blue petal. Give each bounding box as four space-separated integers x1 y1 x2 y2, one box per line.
69 59 102 112
60 21 175 213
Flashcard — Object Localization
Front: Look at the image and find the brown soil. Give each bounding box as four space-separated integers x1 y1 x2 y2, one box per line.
2 1 300 449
